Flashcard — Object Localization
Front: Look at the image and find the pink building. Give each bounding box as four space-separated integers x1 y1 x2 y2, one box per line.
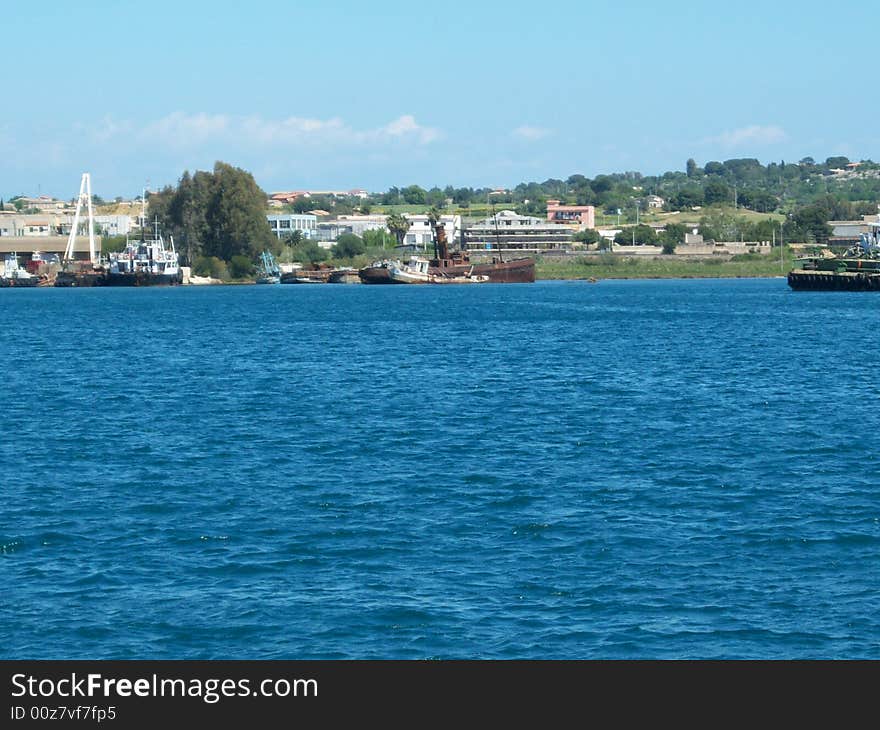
546 200 595 228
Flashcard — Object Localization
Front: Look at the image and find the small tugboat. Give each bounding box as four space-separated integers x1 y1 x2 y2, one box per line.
788 224 880 291
255 251 281 284
388 256 432 283
0 254 40 287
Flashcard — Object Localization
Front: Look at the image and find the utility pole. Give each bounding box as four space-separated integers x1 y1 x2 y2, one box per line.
780 220 784 274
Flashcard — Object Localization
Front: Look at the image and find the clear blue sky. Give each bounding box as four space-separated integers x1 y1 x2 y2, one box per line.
1 0 876 199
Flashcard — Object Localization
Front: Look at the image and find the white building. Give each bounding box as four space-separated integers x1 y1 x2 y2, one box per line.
402 214 461 248
335 214 390 237
94 215 133 236
13 196 66 212
0 214 65 237
267 213 318 239
462 210 570 251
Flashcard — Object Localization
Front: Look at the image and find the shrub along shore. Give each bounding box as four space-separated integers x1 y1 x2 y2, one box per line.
535 252 794 280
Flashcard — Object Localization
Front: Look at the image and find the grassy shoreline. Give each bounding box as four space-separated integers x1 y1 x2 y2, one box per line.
535 253 793 280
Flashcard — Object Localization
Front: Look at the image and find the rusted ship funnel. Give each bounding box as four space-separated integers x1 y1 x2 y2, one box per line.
435 222 449 260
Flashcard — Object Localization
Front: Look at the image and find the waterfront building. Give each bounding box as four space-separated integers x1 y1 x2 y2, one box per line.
335 214 390 237
0 214 65 237
0 213 133 238
546 200 595 228
12 195 66 212
94 215 133 236
462 210 572 252
402 214 461 249
266 213 318 239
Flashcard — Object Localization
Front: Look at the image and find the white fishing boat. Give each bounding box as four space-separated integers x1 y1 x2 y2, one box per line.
387 256 489 284
388 257 432 283
0 254 40 287
255 251 281 284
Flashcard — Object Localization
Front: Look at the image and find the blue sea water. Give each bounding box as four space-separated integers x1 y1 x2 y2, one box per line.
1 278 879 659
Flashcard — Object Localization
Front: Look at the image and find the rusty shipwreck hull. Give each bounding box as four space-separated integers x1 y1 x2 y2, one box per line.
460 257 535 283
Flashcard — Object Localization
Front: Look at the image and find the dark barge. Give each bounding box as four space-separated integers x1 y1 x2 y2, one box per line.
788 237 880 291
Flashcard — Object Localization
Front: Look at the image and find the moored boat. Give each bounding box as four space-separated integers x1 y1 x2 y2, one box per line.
104 219 181 286
281 266 332 284
327 267 361 284
255 251 281 284
788 225 880 291
358 259 402 284
385 256 489 284
358 221 534 284
0 254 40 287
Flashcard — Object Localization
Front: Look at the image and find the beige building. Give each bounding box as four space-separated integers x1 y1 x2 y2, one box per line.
0 236 100 260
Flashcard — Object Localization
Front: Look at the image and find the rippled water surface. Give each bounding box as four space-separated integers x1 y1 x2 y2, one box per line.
2 279 879 658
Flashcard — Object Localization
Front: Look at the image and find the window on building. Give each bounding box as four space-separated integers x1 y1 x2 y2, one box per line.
280 220 291 229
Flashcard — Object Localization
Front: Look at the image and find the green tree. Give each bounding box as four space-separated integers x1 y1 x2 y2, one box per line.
452 187 473 205
572 228 600 245
825 156 850 169
150 162 274 265
332 233 365 259
792 202 833 243
660 223 687 247
386 213 411 245
672 187 704 209
402 185 427 204
737 189 778 213
698 209 745 241
290 240 328 264
704 179 732 206
205 162 274 261
426 187 446 208
362 228 392 249
193 256 228 279
228 254 255 279
591 175 614 194
614 224 657 245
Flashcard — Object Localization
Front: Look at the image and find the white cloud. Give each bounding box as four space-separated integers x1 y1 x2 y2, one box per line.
92 112 441 149
240 115 346 144
143 112 229 145
512 125 552 141
705 124 788 148
374 115 440 144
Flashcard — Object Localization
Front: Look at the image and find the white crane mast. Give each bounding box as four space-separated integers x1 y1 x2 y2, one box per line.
64 173 97 264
